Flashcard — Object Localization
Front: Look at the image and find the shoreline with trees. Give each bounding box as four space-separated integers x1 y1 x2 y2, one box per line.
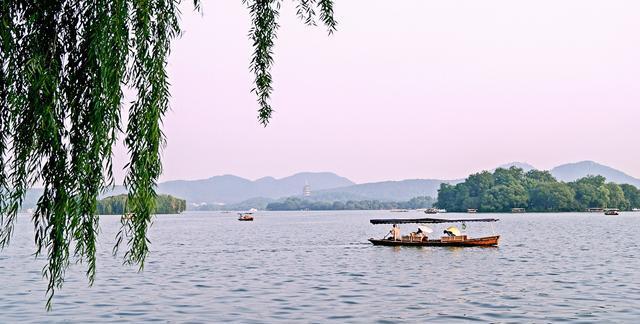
435 167 640 213
266 196 435 211
97 194 187 215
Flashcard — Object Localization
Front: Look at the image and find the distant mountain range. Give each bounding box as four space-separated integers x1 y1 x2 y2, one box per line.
163 160 640 209
156 172 354 204
314 179 461 202
550 161 640 188
20 160 640 210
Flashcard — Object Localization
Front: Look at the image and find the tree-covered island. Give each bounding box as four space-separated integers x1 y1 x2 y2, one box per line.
266 196 435 211
435 167 640 212
97 194 187 215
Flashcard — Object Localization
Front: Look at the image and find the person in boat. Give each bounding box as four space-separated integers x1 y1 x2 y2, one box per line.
408 227 426 242
389 224 401 241
443 226 461 237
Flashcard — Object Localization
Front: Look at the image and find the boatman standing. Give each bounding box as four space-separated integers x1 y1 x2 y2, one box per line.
389 224 401 241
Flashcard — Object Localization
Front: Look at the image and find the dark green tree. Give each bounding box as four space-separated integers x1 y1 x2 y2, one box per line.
570 176 609 209
1 0 336 308
480 184 528 212
605 182 627 210
523 169 556 189
620 184 640 209
528 182 576 212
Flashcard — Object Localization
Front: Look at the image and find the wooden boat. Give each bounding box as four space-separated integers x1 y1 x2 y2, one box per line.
369 217 500 247
369 235 500 247
238 212 254 221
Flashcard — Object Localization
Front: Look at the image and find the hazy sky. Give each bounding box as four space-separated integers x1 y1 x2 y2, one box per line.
113 0 640 184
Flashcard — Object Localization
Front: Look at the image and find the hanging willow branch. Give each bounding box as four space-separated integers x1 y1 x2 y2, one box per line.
0 0 336 310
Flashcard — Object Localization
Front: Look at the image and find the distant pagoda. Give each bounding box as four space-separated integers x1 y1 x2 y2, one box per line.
303 181 311 197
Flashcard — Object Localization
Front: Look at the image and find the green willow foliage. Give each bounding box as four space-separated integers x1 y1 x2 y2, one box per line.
0 0 336 309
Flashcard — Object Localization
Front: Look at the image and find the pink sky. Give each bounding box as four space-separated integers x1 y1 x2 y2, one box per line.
113 0 640 184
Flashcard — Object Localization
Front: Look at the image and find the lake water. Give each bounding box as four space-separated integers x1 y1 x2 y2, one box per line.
1 211 640 323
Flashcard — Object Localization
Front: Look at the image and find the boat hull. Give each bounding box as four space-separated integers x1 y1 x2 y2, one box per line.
368 235 500 247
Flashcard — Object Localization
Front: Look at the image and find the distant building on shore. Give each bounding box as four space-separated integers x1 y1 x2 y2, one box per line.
303 182 312 197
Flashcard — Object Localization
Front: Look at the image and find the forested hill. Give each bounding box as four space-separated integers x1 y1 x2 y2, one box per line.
97 194 187 215
435 167 640 212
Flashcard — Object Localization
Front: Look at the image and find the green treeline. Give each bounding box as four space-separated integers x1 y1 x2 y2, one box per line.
266 196 435 211
435 167 640 212
97 194 187 215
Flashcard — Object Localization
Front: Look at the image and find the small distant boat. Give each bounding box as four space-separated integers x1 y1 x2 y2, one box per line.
390 209 409 213
238 212 254 221
511 208 525 213
632 208 640 212
587 208 604 213
604 209 619 216
424 208 439 214
467 208 478 213
437 209 447 213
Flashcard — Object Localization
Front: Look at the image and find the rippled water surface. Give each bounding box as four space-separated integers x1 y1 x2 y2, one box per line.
2 211 640 323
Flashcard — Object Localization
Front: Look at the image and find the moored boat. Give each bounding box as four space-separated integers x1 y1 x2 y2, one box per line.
467 208 478 213
604 209 619 216
424 208 439 214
